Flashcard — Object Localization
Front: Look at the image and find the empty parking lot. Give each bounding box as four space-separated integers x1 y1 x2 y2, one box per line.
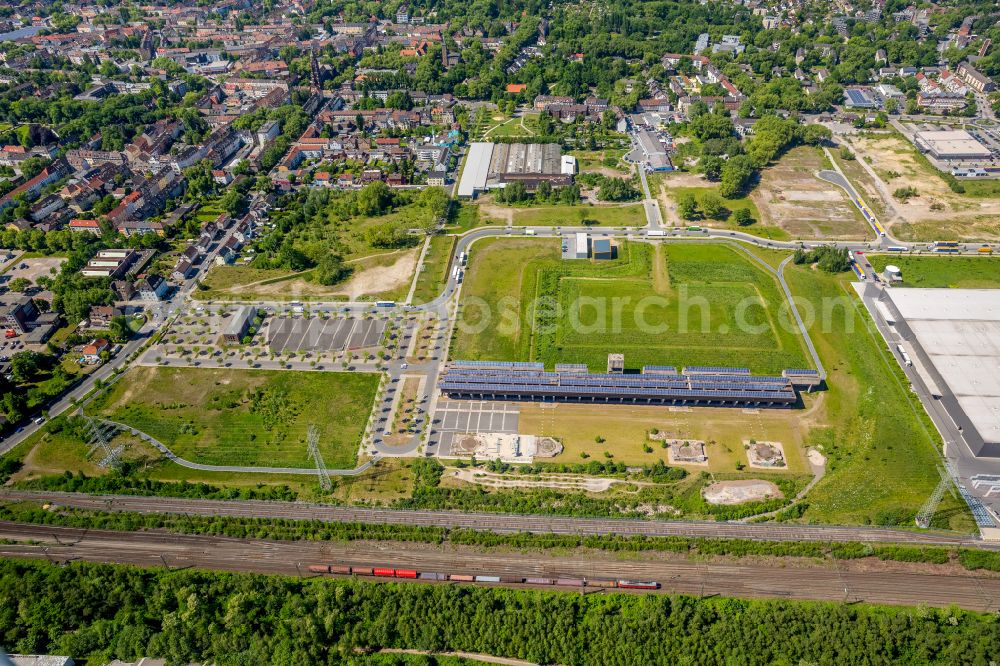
267 316 387 353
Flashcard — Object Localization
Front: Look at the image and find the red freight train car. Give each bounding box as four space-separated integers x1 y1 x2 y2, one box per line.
306 564 660 591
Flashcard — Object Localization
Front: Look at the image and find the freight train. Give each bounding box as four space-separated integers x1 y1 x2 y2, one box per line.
306 564 660 590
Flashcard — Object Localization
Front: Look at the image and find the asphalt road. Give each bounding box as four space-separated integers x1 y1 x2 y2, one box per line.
1 521 998 610
1 489 986 547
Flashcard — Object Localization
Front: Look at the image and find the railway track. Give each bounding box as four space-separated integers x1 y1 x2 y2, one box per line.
0 489 987 548
0 521 997 611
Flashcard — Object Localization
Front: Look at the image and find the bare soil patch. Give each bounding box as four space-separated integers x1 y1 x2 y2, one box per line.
755 147 870 239
703 479 783 505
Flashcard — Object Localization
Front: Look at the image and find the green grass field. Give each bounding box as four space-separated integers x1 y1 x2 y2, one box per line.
452 239 810 374
664 185 791 240
411 234 455 304
443 201 485 232
493 204 646 228
867 255 1000 288
90 367 379 469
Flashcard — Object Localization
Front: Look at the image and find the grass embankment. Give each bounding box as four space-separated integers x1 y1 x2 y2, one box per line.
482 203 647 227
410 235 455 304
867 255 1000 289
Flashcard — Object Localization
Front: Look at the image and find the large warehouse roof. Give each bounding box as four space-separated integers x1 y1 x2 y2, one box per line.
885 288 1000 453
914 129 992 159
457 142 493 198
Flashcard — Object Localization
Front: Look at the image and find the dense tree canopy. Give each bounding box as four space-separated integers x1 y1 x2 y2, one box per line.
1 559 998 665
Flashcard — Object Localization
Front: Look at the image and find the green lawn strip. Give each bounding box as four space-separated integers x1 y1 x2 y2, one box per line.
510 203 646 227
411 235 456 305
88 367 378 469
867 255 1000 289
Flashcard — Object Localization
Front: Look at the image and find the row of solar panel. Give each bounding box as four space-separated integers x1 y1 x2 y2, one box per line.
440 382 794 400
642 365 678 374
446 367 787 385
554 364 589 373
783 368 821 376
686 374 787 383
451 360 544 369
445 373 692 389
441 373 791 392
444 370 787 385
683 366 750 374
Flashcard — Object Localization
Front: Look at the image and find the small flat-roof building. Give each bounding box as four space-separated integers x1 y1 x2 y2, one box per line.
607 353 625 374
223 305 257 344
635 129 672 171
914 130 992 161
593 238 613 259
574 233 589 259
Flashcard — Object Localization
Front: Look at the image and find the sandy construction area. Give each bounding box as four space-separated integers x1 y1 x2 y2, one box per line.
754 147 870 239
845 134 1000 239
242 249 418 300
702 480 783 505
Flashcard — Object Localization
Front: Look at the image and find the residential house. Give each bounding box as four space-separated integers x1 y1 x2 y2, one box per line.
137 275 168 301
86 305 121 328
81 338 110 364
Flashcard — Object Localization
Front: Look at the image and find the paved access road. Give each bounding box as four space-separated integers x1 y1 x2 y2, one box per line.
2 489 987 547
1 521 998 610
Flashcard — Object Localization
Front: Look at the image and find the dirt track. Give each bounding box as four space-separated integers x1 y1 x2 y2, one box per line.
1 521 999 610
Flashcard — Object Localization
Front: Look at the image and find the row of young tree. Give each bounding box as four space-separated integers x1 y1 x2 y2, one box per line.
1 558 997 664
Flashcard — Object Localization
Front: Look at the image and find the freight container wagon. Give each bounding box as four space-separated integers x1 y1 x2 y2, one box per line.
525 577 554 585
353 567 374 576
373 568 395 577
618 580 661 590
330 565 352 575
556 578 584 587
395 569 418 579
450 574 475 582
587 580 618 588
419 572 449 581
475 575 502 583
499 576 524 584
308 565 330 574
